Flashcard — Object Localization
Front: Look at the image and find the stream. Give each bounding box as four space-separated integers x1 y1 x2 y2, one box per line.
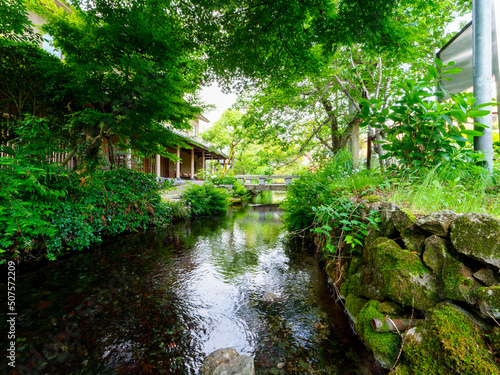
1 192 384 374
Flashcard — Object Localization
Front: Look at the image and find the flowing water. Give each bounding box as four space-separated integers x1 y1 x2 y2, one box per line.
1 192 384 375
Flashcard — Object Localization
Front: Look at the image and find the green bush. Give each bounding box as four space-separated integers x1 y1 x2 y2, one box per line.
212 175 237 185
0 163 172 263
181 182 229 217
231 181 251 199
361 60 488 171
281 150 354 232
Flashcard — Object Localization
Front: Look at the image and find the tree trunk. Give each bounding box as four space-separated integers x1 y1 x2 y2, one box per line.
107 136 115 170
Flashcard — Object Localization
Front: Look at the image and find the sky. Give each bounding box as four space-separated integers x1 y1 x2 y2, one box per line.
199 84 238 132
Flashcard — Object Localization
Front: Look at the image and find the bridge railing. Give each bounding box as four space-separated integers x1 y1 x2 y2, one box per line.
235 175 300 185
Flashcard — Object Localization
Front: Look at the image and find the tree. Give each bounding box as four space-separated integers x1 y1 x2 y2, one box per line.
187 0 470 85
0 0 39 43
198 0 472 167
239 48 395 161
30 0 206 171
200 109 244 170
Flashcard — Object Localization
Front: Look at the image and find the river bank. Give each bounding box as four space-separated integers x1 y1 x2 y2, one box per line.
318 199 500 374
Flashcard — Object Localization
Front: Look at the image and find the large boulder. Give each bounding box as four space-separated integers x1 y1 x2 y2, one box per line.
415 210 457 237
423 235 480 304
200 348 254 375
362 237 438 310
450 213 500 268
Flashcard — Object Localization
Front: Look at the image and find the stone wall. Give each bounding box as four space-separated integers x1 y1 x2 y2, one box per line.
327 201 500 374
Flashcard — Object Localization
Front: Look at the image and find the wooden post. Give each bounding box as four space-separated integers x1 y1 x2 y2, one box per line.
126 149 131 169
367 136 372 170
155 154 161 177
352 122 360 169
191 148 195 179
211 153 214 173
202 150 205 171
176 146 180 179
349 104 360 169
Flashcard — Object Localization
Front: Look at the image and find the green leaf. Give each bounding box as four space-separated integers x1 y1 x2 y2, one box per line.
443 67 462 75
467 109 491 118
462 129 484 137
427 65 438 78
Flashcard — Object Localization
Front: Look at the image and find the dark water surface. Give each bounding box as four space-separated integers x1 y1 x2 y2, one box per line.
2 193 383 374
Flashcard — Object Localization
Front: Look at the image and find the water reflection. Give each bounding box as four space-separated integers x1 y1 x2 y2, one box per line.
1 196 383 375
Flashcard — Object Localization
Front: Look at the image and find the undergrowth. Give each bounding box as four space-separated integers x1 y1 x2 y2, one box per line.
181 182 229 217
0 164 175 263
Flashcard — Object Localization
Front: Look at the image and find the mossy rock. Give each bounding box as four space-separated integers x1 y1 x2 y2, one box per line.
379 202 399 237
365 238 438 310
423 235 480 304
356 300 401 369
363 195 382 203
415 210 457 237
340 278 349 297
345 294 368 323
450 213 500 268
401 303 500 374
377 301 403 315
347 266 384 301
489 327 500 353
379 203 415 237
401 225 426 256
476 286 500 319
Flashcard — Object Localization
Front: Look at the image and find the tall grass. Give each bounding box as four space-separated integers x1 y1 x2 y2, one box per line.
389 163 500 217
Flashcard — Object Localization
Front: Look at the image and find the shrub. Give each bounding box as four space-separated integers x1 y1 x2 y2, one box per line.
181 182 229 217
360 60 488 171
0 164 172 263
281 150 354 232
231 181 252 199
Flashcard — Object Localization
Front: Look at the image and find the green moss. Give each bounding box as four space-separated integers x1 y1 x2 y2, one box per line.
402 303 500 375
357 300 401 368
348 255 363 277
392 364 411 375
450 213 500 260
372 239 438 310
363 195 382 203
401 227 426 255
488 327 500 353
363 236 393 263
401 207 416 223
441 257 477 303
345 294 368 319
476 286 500 317
377 301 403 315
340 279 349 297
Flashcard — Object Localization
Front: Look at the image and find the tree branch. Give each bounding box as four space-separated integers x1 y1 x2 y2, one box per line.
333 74 361 112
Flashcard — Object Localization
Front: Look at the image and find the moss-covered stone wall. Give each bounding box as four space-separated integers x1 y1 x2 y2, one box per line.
323 201 500 373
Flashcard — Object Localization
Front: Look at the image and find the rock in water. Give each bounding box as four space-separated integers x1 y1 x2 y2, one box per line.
200 348 255 375
199 348 238 374
213 355 254 375
262 292 278 304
